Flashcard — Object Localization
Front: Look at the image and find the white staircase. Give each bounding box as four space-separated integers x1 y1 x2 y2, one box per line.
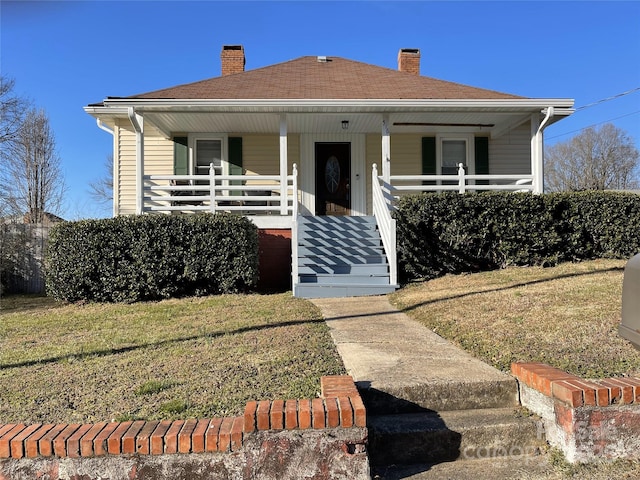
293 216 398 298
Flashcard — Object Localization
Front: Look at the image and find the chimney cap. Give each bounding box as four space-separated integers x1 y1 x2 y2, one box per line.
400 48 420 54
222 44 244 51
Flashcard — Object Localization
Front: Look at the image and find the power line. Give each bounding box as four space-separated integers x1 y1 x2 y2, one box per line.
575 87 640 111
548 110 640 140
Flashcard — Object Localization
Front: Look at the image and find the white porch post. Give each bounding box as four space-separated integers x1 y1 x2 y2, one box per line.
381 114 391 184
128 107 145 214
280 115 288 215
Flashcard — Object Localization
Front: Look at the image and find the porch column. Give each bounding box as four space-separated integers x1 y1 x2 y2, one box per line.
530 113 543 194
128 107 145 214
279 115 288 215
381 114 391 184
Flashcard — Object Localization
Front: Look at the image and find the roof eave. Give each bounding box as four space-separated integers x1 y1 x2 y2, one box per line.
96 98 575 112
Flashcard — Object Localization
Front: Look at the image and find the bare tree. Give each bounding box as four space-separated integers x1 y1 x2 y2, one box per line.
0 76 31 218
545 123 640 192
0 76 29 146
88 154 113 204
2 108 65 222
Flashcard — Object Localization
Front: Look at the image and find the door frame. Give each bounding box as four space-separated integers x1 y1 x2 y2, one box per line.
300 133 366 216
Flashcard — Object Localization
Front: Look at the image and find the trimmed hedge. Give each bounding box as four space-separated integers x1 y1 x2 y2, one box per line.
395 191 640 282
46 213 258 302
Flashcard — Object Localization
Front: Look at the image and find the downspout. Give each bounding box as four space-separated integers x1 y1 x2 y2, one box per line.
128 107 144 214
96 119 117 217
534 106 554 193
96 118 113 135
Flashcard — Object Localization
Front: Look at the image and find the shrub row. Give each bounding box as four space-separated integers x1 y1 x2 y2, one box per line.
395 191 640 282
46 213 258 302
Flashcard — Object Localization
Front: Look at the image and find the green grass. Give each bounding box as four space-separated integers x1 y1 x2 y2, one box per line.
390 259 640 378
0 293 345 424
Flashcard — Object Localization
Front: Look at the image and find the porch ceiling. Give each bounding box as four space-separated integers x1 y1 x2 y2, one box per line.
139 110 538 138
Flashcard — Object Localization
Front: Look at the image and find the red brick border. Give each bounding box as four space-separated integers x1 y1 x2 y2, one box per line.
0 375 364 460
511 362 640 408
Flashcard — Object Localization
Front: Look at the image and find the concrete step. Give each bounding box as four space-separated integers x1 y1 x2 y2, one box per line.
367 408 546 467
370 454 554 479
358 377 519 414
293 283 397 299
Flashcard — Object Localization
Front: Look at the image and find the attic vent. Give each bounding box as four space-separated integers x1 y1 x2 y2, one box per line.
317 56 328 63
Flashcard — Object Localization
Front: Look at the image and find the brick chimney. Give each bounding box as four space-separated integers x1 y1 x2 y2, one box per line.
221 45 245 76
398 48 420 75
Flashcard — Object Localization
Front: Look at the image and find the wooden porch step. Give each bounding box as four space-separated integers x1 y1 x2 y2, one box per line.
293 215 396 299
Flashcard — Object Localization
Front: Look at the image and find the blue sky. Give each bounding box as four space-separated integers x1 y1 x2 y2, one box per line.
2 1 639 220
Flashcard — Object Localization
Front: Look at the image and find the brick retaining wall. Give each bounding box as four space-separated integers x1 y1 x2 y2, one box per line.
512 362 640 463
0 376 369 480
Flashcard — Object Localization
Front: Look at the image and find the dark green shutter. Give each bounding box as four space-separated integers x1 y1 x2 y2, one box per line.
422 137 436 186
173 137 188 175
228 137 243 195
474 137 489 185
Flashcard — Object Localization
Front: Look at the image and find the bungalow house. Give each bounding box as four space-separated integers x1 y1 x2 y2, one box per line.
84 45 574 298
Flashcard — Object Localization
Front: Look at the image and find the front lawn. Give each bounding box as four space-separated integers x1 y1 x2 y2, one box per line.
0 294 345 424
390 259 639 378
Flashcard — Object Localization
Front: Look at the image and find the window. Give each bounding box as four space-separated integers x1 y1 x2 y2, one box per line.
437 134 474 176
442 139 467 175
194 138 224 175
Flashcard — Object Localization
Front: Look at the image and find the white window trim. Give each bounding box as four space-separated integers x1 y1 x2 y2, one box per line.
188 133 229 176
436 133 475 175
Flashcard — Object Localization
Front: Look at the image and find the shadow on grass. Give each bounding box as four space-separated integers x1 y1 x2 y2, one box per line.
398 266 624 314
0 317 325 371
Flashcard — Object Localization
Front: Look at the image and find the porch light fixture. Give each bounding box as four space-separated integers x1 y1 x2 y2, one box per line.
341 120 349 130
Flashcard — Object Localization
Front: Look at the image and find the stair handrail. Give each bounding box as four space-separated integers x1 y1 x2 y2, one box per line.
372 163 397 286
291 164 299 295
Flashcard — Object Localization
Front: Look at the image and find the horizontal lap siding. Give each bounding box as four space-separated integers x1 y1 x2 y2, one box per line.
116 123 136 215
489 122 531 175
115 122 186 215
235 133 300 175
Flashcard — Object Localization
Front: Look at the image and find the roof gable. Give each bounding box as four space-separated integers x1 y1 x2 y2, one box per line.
124 56 523 101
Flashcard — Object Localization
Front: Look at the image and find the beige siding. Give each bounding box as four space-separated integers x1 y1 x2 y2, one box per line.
115 122 136 215
240 134 299 176
115 120 177 215
489 122 532 175
391 135 423 175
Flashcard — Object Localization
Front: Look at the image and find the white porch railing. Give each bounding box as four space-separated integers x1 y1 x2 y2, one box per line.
389 163 534 195
143 164 298 217
372 163 397 286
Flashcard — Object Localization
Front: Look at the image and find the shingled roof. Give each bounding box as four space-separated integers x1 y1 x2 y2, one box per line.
123 56 523 101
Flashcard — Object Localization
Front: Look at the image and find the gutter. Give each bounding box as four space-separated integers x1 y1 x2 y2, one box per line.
98 98 576 111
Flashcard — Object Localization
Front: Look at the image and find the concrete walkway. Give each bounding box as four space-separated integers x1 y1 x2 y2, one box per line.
311 296 556 479
311 296 518 412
